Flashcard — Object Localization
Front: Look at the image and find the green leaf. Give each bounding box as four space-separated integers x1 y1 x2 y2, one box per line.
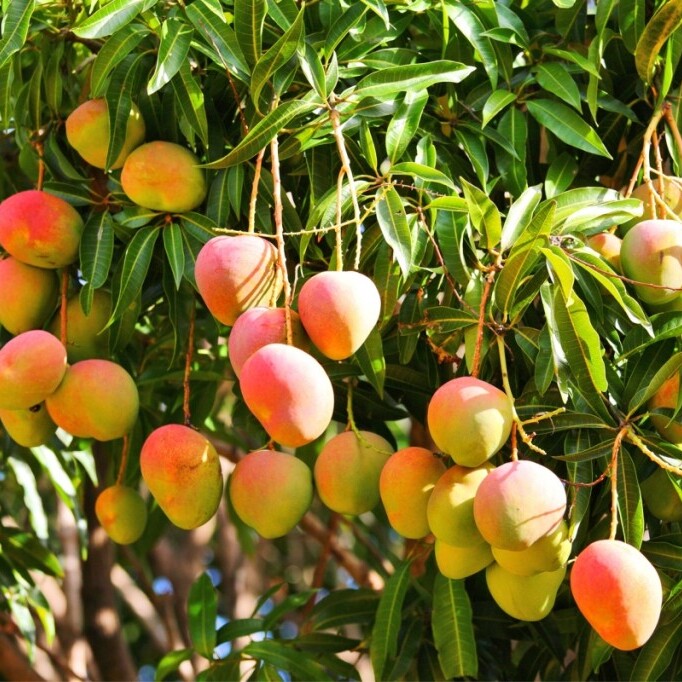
627 352 682 416
620 0 646 54
617 448 644 549
6 457 48 541
545 153 579 199
0 527 63 578
30 447 77 498
216 618 265 643
500 184 543 252
631 613 682 681
482 89 516 127
91 25 148 97
386 89 429 164
355 326 385 398
526 99 612 158
323 4 366 58
370 559 413 681
245 641 333 679
234 0 266 68
170 60 209 147
376 186 413 278
308 589 379 631
641 539 682 571
155 648 194 681
73 0 153 40
536 62 581 110
148 19 194 95
188 573 217 659
0 0 35 70
541 48 601 77
389 162 455 190
432 575 478 679
354 60 475 99
461 178 501 250
635 0 682 83
163 223 186 290
298 40 327 100
543 245 575 298
79 212 115 291
455 128 489 188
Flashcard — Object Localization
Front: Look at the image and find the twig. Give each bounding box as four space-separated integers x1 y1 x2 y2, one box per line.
60 270 69 347
608 427 628 541
625 429 682 476
183 302 196 426
248 148 266 234
471 270 496 378
115 435 130 486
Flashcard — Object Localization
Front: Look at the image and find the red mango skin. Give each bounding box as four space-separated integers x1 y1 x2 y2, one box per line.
380 447 447 539
297 271 381 360
0 402 56 447
0 257 59 334
121 141 206 213
473 460 567 551
229 450 313 538
195 235 283 326
648 372 682 446
0 190 84 268
570 539 662 651
240 343 335 448
95 485 147 545
140 424 223 530
0 330 67 410
45 359 139 441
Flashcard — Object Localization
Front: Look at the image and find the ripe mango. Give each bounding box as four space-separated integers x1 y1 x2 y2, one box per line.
621 179 682 233
95 485 147 544
0 403 56 447
648 372 682 446
140 424 223 530
229 449 313 538
434 538 494 580
586 232 622 271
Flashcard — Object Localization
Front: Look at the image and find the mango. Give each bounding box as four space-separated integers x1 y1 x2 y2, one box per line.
229 449 313 538
473 460 567 551
426 463 493 547
586 232 622 271
314 430 393 516
0 330 67 409
620 219 682 305
621 179 682 233
66 98 145 170
0 403 56 447
379 447 447 539
0 190 84 268
434 538 494 580
297 271 381 360
492 520 571 576
641 468 682 522
228 306 309 377
45 359 138 441
140 424 223 530
120 141 206 213
427 376 513 467
240 344 334 448
95 485 147 545
195 235 283 326
486 563 566 622
648 372 682 446
570 539 662 651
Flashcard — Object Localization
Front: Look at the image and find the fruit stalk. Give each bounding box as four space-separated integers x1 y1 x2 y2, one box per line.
248 148 266 234
116 435 131 486
183 302 196 426
609 426 628 541
60 270 69 347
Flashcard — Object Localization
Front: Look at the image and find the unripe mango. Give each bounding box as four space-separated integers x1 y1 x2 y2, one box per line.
0 330 67 409
492 520 571 576
195 235 283 326
140 424 223 530
648 372 682 446
586 232 622 271
297 271 381 360
229 449 313 538
473 460 567 551
426 463 493 547
0 190 84 268
228 307 309 377
641 468 682 522
0 403 56 447
434 538 494 579
0 257 59 334
240 344 334 448
621 219 682 305
314 430 393 516
570 539 662 651
486 563 566 622
121 141 206 213
66 98 145 170
46 359 138 441
379 447 447 539
95 485 147 544
427 376 513 467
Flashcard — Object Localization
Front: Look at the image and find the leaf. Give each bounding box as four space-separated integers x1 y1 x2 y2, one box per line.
79 212 115 291
500 184 543 252
323 4 366 58
155 648 194 681
354 326 385 398
243 640 332 680
482 89 516 127
234 0 266 68
432 575 478 679
0 0 35 70
389 162 455 190
627 352 682 416
216 618 265 643
376 186 413 278
526 99 612 158
73 0 153 40
620 0 645 54
163 223 186 290
370 559 412 681
536 62 581 110
6 457 48 541
635 0 682 84
188 573 217 659
354 60 475 99
545 153 579 199
91 25 148 97
0 527 63 578
616 448 644 549
630 613 682 681
308 589 379 631
386 89 429 163
460 178 501 250
147 19 194 95
170 60 209 147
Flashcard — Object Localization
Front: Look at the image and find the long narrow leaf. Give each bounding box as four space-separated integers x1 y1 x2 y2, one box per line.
0 0 35 70
376 186 413 278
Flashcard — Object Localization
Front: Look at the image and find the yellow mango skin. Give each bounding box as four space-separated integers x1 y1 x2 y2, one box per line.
492 520 571 576
0 190 84 268
314 430 393 516
196 235 283 326
621 179 682 233
66 98 145 170
0 403 56 447
95 485 147 545
427 376 513 467
435 539 494 580
587 232 622 272
641 468 682 522
473 460 567 551
0 330 67 410
229 450 313 539
121 141 206 213
0 257 59 334
297 271 381 360
228 307 309 377
570 540 662 651
648 373 682 446
140 424 223 530
379 447 447 539
240 344 334 448
486 563 566 622
426 464 493 547
46 359 139 441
